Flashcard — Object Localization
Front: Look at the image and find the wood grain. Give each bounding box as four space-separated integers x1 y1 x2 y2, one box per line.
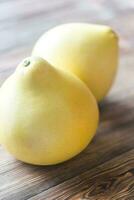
0 0 134 199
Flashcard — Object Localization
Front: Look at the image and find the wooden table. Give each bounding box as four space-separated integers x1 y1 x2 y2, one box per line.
0 0 134 199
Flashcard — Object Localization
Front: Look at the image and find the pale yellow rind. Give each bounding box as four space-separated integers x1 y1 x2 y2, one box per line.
32 23 118 101
0 57 99 165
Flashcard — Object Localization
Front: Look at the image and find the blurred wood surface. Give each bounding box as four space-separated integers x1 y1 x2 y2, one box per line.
0 0 134 199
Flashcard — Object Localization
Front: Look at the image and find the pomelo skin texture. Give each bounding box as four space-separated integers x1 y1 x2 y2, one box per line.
0 57 99 165
32 23 119 102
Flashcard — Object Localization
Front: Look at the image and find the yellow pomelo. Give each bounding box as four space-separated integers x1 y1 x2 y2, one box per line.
0 57 99 165
32 23 119 101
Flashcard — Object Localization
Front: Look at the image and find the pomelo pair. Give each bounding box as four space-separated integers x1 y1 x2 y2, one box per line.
0 23 118 165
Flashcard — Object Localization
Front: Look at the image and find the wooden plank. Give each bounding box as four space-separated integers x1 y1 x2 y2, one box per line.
30 149 134 200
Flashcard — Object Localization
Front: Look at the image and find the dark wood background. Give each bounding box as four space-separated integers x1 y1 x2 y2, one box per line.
0 0 134 199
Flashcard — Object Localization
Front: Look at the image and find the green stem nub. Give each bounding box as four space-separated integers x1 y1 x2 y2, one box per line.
23 59 30 67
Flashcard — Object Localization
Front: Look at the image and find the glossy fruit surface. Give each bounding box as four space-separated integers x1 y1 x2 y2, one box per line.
32 23 118 101
0 57 99 165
